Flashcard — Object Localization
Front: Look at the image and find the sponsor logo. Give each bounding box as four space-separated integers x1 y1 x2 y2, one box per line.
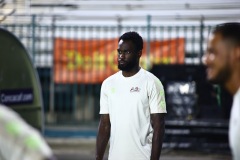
0 89 33 105
130 87 140 92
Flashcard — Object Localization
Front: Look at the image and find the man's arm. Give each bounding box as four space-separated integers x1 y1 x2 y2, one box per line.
96 114 111 160
150 113 165 160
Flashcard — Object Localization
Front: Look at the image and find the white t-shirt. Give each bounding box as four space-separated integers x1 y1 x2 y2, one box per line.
100 68 167 160
229 87 240 160
0 104 53 160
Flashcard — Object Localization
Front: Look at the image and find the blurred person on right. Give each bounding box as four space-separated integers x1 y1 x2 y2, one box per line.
202 22 240 160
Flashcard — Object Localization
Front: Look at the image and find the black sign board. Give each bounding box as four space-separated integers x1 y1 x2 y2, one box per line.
0 89 33 105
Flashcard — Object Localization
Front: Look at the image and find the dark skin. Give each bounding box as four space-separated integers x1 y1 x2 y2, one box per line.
96 114 111 160
95 39 165 160
117 39 141 77
150 113 165 160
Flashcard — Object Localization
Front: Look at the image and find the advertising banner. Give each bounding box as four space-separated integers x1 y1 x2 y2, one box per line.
54 38 184 83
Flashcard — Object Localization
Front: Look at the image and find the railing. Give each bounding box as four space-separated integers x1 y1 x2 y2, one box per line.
0 15 213 124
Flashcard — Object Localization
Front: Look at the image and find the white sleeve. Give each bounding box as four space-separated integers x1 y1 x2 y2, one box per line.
148 78 167 114
99 81 109 114
0 104 53 160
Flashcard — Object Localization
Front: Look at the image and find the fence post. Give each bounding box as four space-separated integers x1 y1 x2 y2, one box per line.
117 16 122 36
47 16 56 123
199 16 204 64
31 14 36 63
146 15 151 70
73 26 78 122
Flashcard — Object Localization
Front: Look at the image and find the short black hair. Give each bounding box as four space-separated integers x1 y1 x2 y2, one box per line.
119 31 143 52
211 22 240 46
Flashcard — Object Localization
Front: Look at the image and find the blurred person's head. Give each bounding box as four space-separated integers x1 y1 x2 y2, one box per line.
117 31 143 71
203 22 240 95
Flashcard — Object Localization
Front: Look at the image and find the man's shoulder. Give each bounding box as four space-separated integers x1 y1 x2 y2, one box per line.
141 69 164 88
103 71 121 84
141 69 159 81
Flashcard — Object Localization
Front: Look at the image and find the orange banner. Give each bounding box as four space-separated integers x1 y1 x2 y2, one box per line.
54 38 185 84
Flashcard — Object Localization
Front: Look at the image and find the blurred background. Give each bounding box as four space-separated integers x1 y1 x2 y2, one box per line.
0 0 240 159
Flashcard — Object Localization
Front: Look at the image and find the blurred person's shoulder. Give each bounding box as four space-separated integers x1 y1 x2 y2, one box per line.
0 104 24 123
0 104 54 160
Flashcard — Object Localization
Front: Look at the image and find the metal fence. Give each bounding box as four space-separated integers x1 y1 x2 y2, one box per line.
0 15 213 124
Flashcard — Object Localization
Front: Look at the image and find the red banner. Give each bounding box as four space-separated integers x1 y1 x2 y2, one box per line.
54 38 185 84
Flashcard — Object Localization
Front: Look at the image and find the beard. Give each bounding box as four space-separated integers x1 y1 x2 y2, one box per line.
118 59 137 71
208 64 232 85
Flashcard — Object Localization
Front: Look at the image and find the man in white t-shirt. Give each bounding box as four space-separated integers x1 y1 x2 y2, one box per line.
202 23 240 160
0 104 56 160
95 31 167 160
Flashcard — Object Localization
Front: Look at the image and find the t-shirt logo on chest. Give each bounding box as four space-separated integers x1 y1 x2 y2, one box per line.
130 87 141 92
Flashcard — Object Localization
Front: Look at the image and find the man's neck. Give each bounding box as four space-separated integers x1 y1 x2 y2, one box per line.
122 66 141 77
225 70 240 95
